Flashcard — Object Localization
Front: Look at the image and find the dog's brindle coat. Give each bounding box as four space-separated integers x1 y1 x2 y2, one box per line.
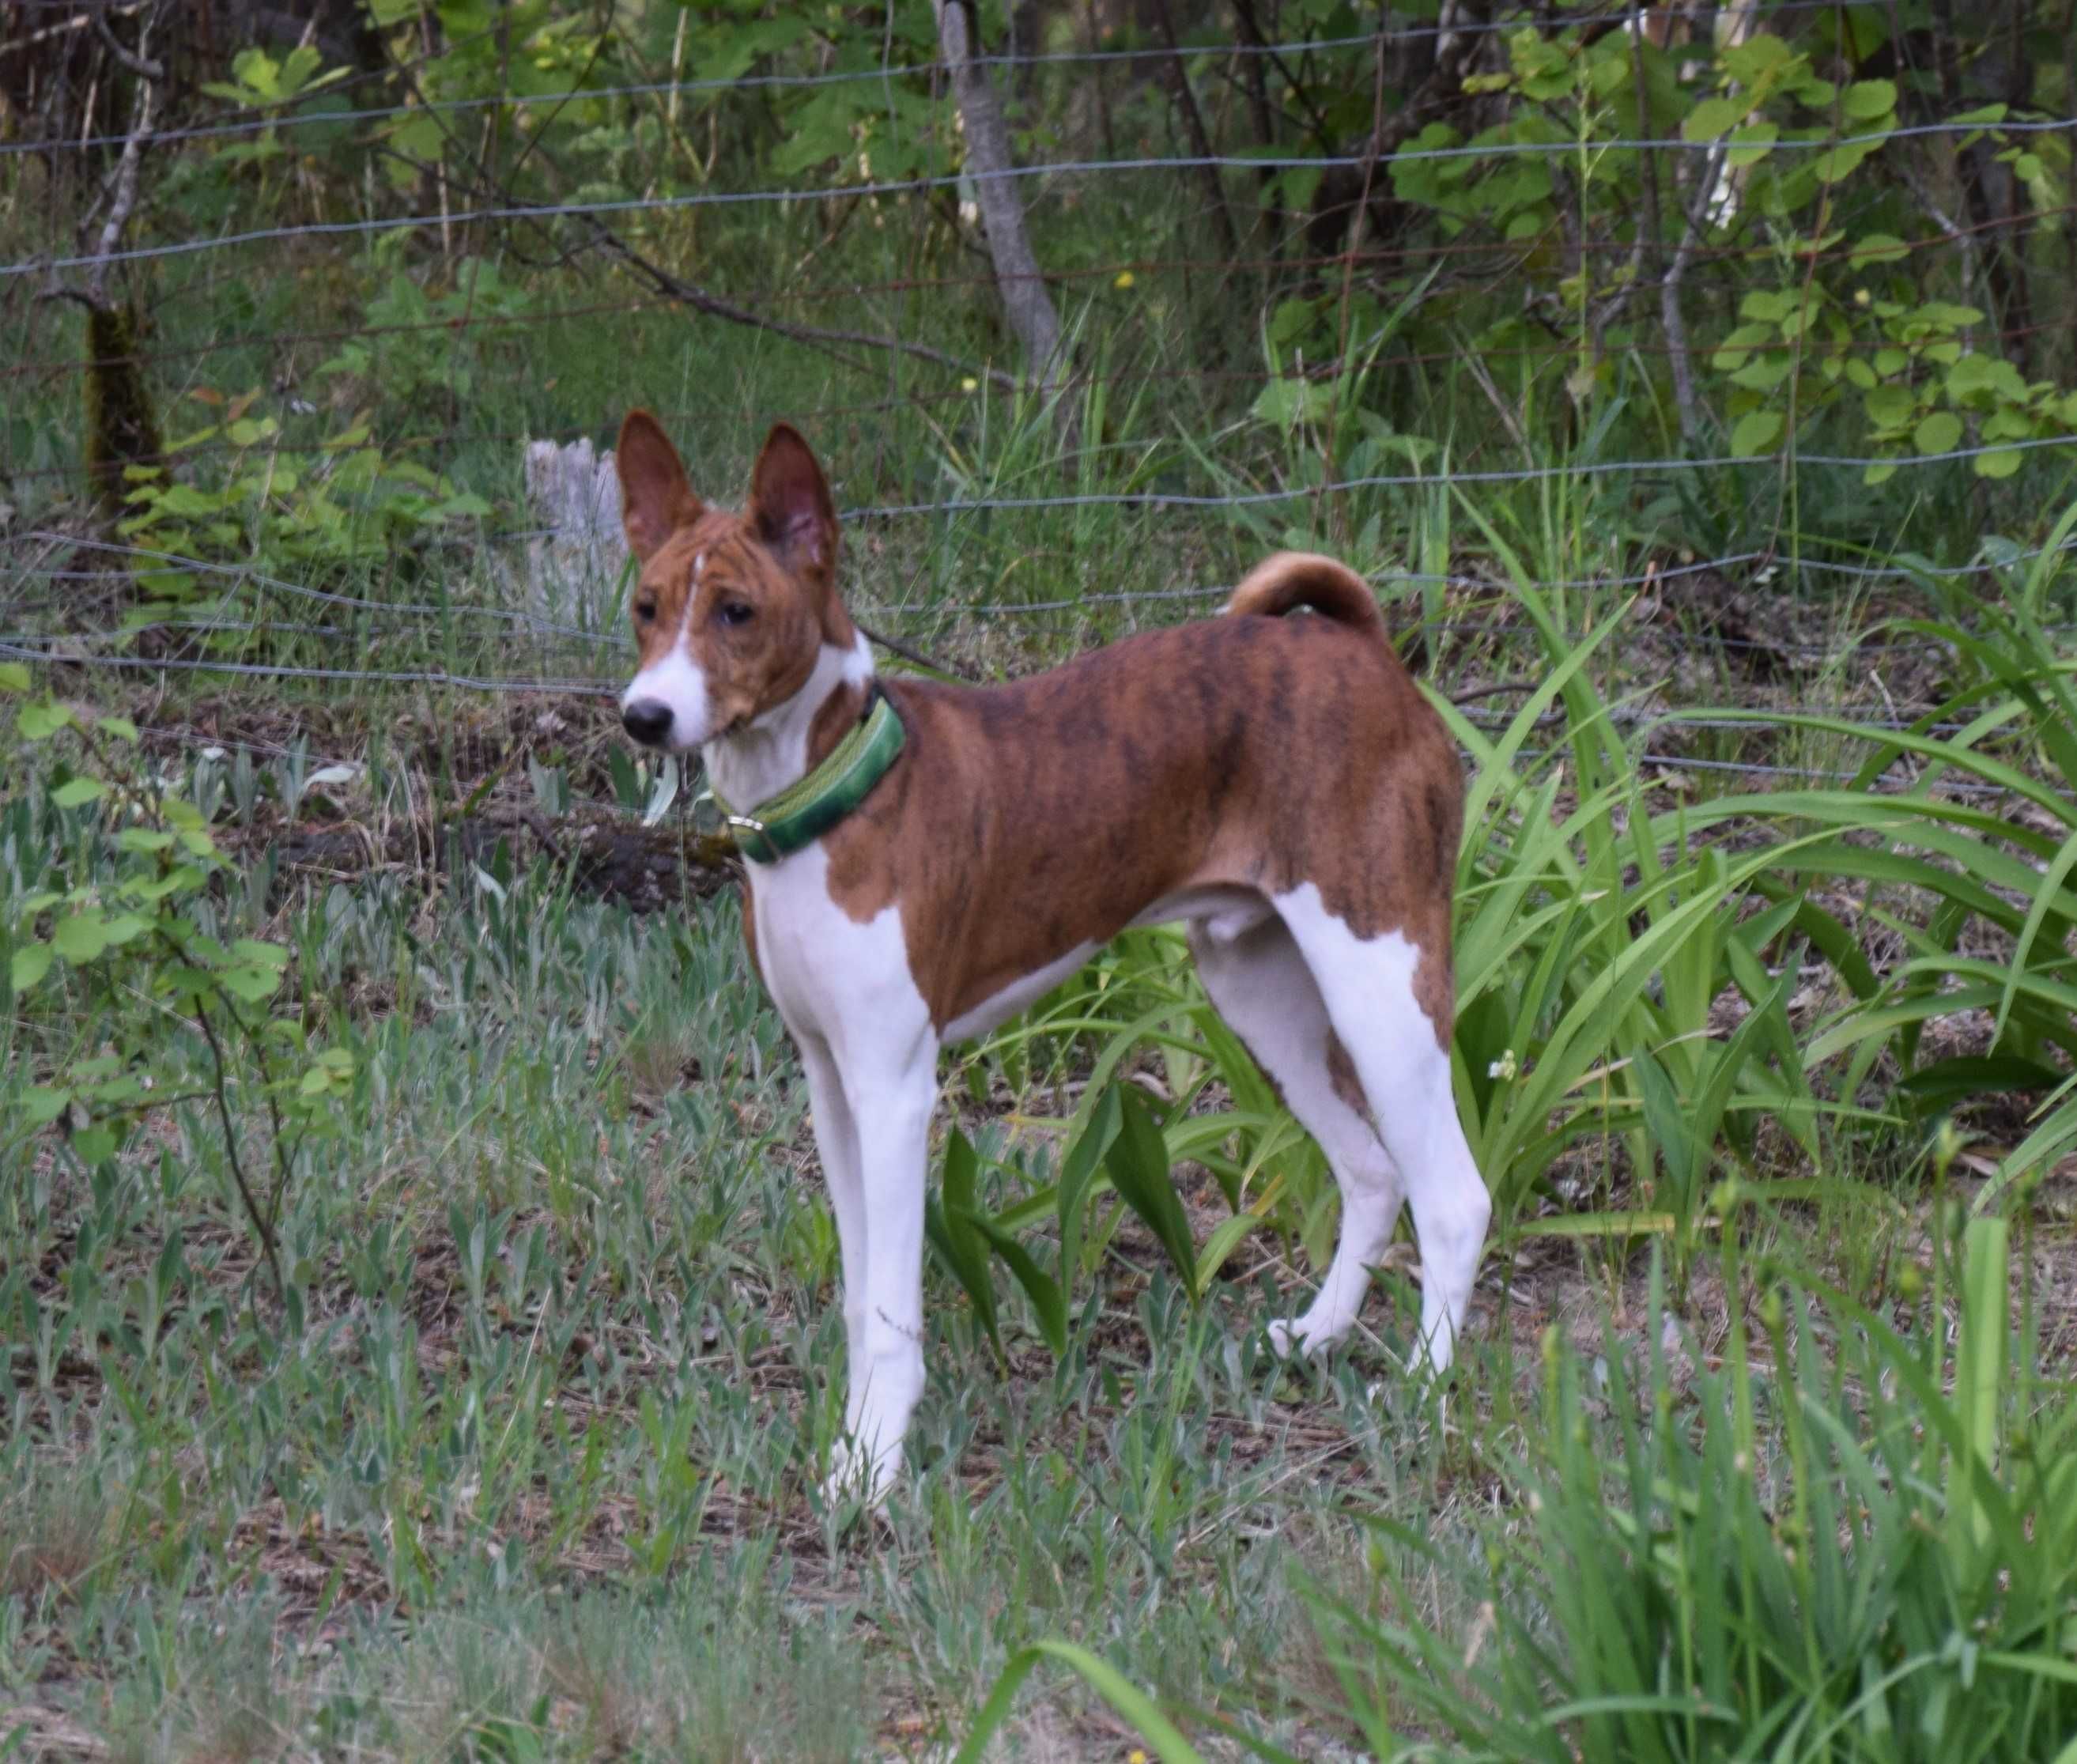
615 410 1490 1505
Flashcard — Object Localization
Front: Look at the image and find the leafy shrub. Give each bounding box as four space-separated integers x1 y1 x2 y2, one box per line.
2 667 354 1298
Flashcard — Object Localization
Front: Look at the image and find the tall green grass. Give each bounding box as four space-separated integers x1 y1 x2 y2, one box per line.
1313 1214 2077 1763
960 1212 2077 1762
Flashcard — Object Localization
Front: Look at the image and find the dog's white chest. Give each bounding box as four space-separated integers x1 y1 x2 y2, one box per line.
746 844 931 1061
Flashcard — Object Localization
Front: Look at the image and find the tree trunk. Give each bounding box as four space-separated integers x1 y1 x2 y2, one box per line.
1152 0 1238 255
1930 0 2034 371
934 0 1066 391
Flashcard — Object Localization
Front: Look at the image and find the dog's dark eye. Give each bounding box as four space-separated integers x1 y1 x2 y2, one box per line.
716 600 754 628
633 599 657 623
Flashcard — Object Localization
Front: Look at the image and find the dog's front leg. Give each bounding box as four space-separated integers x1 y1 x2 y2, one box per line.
796 1034 870 1398
824 1039 938 1509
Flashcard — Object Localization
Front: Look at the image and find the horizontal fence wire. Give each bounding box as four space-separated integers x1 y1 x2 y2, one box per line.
0 636 2022 800
0 3 1939 159
12 217 2074 391
0 638 614 695
12 529 2076 596
9 533 2075 648
0 629 1995 732
2 534 613 641
13 118 2075 279
425 433 2077 541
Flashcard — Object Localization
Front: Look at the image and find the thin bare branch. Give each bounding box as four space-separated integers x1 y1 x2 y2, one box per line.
84 5 160 308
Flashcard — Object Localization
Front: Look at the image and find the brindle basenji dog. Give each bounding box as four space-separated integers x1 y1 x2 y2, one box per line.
613 411 1489 1505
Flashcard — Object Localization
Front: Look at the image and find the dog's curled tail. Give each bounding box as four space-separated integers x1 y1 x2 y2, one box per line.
1224 551 1385 639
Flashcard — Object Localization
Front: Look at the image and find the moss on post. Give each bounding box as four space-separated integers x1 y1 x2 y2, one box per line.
81 301 161 514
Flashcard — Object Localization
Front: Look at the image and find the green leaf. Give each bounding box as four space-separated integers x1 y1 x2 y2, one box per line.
217 965 281 1003
0 663 31 693
1730 410 1784 456
130 865 206 902
1252 378 1333 429
17 702 71 741
954 1641 1207 1764
964 1211 1068 1356
1914 410 1963 455
927 1130 1003 1357
1058 1083 1122 1285
1849 232 1907 268
1841 78 1897 120
1195 1210 1271 1292
1973 446 2025 480
51 777 107 808
9 945 52 991
1724 120 1777 169
73 1127 117 1165
157 965 217 1001
1682 96 1748 141
1896 1056 2062 1107
1947 353 2027 402
95 716 139 742
1815 137 1882 183
21 1086 71 1126
1104 1086 1200 1301
52 915 110 961
1709 321 1777 372
1948 1217 2008 1562
1728 357 1792 392
232 938 289 969
115 829 176 853
1991 822 2077 1044
1629 1045 1694 1196
1739 289 1796 323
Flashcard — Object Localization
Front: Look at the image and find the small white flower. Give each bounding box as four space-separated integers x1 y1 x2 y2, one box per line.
1487 1048 1519 1082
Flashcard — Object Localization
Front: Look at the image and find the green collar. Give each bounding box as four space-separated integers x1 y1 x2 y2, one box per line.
711 686 907 865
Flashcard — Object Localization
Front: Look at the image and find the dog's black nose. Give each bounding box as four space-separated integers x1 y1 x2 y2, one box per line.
621 699 673 748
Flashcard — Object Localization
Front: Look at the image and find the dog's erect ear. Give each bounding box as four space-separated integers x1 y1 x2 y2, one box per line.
614 410 703 563
749 424 839 581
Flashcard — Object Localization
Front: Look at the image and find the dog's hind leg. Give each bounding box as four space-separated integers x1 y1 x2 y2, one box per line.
1188 914 1403 1358
1269 885 1490 1377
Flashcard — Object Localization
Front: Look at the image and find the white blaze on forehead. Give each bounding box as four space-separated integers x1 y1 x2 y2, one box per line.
621 600 710 752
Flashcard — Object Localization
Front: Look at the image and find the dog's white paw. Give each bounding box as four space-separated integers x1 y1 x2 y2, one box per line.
821 1437 899 1512
1268 1316 1329 1361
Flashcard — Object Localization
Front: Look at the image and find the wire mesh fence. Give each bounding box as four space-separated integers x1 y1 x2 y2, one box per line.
4 1 2074 791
